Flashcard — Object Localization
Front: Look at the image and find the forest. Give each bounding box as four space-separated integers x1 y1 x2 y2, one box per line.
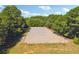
0 5 79 53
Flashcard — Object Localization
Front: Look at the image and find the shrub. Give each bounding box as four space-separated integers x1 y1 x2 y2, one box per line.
73 37 79 44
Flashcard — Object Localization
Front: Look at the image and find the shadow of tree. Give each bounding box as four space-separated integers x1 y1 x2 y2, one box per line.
0 33 23 54
0 27 30 54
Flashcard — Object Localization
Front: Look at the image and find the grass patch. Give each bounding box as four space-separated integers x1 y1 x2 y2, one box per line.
73 37 79 44
8 40 79 54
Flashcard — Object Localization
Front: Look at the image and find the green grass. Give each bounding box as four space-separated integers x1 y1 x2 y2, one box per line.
8 40 79 54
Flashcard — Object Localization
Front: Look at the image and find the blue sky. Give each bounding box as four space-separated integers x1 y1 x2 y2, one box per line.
0 5 78 17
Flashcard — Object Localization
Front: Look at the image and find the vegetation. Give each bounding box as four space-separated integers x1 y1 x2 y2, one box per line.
0 5 79 53
64 7 79 39
26 16 47 27
0 5 29 53
26 6 79 44
73 37 79 44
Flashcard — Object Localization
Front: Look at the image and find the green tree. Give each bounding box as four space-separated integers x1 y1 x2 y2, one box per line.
0 5 28 49
26 16 47 27
64 6 79 38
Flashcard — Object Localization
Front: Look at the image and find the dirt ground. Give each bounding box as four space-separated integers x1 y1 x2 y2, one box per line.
24 27 70 44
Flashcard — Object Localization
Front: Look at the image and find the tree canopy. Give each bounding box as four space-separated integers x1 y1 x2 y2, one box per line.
0 5 28 49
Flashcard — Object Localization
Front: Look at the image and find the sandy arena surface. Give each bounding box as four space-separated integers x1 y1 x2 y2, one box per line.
23 27 70 44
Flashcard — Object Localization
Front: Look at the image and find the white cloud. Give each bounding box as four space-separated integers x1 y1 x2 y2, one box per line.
54 12 62 15
20 9 63 17
63 8 70 12
20 9 30 14
38 6 54 15
38 6 52 11
20 9 48 17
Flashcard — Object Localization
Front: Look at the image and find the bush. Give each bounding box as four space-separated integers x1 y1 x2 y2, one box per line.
73 37 79 44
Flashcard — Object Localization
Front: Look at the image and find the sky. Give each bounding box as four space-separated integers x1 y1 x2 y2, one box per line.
0 5 78 17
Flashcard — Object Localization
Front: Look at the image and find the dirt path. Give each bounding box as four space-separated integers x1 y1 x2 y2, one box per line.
23 27 70 44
